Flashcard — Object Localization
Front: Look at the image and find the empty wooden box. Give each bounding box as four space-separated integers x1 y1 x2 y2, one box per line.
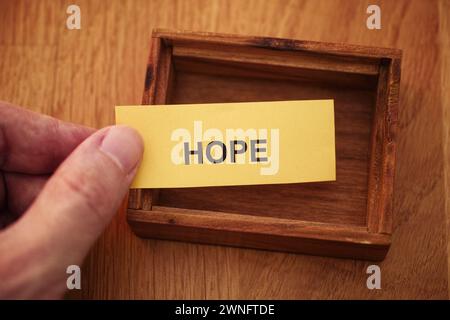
127 29 401 261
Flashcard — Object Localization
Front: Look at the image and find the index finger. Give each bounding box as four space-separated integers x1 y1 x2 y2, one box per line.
0 101 94 174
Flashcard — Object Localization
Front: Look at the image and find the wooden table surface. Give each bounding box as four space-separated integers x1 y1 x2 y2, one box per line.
1 0 449 299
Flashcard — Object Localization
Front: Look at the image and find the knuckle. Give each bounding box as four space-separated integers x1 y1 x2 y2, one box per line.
57 169 112 223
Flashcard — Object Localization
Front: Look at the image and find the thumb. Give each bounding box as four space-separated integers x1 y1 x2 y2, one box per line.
0 125 143 298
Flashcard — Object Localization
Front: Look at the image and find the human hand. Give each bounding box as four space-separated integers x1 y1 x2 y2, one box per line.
0 101 143 299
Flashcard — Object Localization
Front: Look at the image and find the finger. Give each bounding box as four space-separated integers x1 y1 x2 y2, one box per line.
0 173 48 229
0 101 94 174
0 172 5 211
0 125 143 298
4 173 48 216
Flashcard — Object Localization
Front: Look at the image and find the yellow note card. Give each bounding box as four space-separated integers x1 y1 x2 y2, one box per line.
115 100 335 188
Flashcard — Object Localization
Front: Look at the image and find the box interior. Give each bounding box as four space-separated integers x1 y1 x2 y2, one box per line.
152 46 380 228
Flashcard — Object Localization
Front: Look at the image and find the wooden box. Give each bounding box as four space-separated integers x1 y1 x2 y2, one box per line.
127 29 401 261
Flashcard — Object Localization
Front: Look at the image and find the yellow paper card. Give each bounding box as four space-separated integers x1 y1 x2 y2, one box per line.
115 100 335 188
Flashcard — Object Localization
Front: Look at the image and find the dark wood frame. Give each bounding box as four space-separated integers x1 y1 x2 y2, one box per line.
126 29 401 261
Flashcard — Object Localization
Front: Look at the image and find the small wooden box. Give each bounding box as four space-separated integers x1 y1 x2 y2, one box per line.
127 29 401 261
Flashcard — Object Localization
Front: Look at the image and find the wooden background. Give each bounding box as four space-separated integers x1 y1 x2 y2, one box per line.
0 0 449 299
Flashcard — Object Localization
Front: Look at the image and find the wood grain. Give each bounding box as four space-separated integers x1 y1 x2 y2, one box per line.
0 0 448 299
440 0 450 298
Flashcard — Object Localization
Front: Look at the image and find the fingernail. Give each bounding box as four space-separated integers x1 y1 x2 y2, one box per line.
99 126 144 173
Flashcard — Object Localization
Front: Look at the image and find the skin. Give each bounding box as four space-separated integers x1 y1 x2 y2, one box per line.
0 101 144 299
